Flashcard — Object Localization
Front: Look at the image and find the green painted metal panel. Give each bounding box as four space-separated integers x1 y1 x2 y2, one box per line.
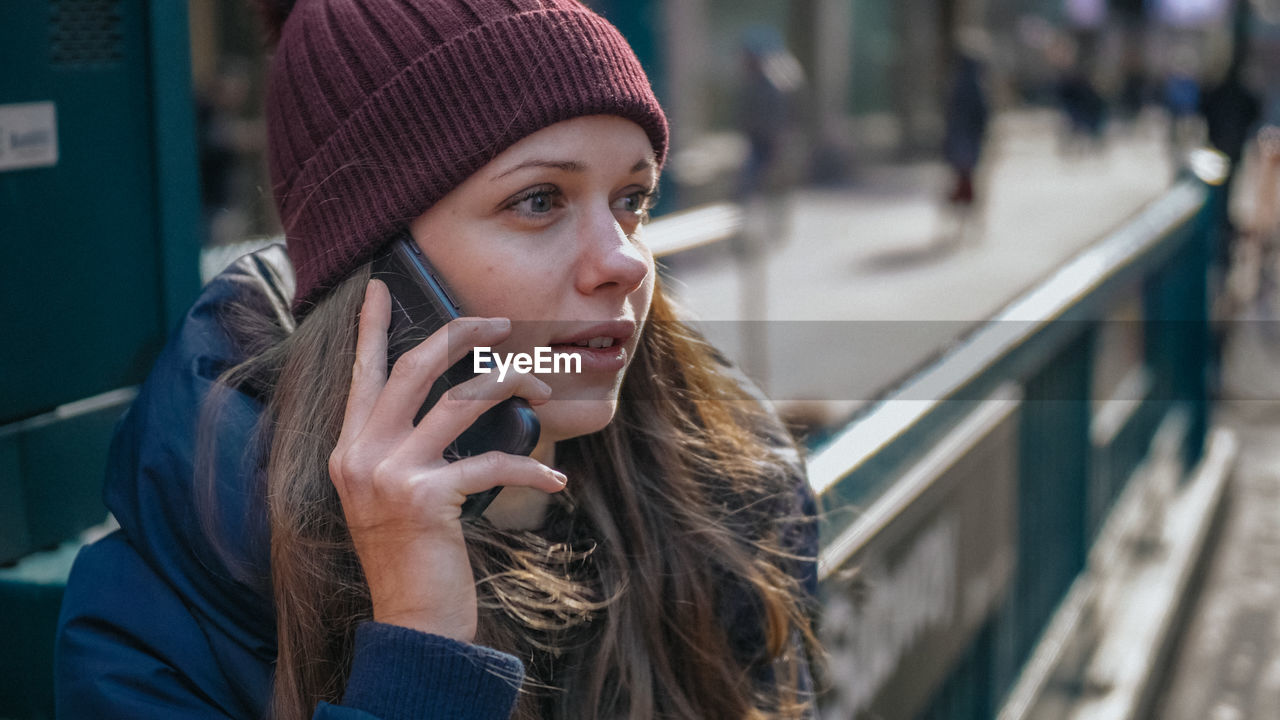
1 0 199 425
1012 331 1093 670
587 0 667 106
148 0 203 332
18 399 125 552
0 0 199 551
0 389 132 564
0 436 29 561
0 541 81 720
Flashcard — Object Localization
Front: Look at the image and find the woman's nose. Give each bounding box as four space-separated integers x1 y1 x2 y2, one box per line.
574 208 651 296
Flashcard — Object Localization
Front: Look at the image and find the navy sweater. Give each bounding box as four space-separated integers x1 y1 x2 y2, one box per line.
54 247 817 719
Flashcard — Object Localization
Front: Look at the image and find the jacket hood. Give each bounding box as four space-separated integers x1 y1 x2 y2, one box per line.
102 245 295 714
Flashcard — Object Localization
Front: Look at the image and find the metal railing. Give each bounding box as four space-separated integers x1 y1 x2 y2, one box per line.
808 169 1219 719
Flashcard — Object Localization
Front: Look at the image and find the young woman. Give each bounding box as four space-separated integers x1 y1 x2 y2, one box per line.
56 2 819 718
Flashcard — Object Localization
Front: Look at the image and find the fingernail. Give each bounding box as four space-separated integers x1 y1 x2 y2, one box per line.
553 471 567 486
490 317 511 331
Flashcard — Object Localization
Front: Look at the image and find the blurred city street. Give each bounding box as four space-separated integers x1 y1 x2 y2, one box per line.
659 104 1280 719
660 109 1178 423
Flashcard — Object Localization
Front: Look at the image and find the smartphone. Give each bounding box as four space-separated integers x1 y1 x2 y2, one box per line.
370 231 541 518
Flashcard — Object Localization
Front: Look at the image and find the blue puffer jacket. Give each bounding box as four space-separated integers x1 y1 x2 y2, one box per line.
54 246 817 719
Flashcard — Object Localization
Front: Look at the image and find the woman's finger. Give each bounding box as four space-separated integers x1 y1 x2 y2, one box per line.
361 316 512 438
406 369 551 461
434 452 567 501
340 279 392 438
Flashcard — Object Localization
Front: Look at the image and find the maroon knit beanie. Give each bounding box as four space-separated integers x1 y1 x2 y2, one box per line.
259 0 669 313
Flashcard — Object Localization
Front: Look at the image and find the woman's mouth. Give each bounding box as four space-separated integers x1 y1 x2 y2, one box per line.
548 338 626 373
547 323 635 373
569 336 616 349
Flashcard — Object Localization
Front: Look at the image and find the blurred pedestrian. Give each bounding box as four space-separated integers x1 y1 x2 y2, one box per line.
943 54 989 207
736 26 804 204
1163 47 1203 160
1115 31 1149 123
940 30 991 243
1200 55 1260 254
1050 34 1107 155
732 26 804 384
1198 53 1262 381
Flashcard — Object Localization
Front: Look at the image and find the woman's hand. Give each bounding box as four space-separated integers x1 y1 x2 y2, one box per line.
328 279 566 642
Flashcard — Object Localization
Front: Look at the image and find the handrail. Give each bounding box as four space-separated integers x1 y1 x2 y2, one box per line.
810 172 1216 720
808 179 1204 512
817 383 1022 579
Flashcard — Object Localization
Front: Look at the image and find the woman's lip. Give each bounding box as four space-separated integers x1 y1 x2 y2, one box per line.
546 343 628 373
548 319 637 346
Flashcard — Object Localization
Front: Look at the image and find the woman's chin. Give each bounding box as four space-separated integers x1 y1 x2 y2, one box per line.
537 397 619 445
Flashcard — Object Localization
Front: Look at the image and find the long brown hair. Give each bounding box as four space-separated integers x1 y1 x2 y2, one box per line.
214 262 820 719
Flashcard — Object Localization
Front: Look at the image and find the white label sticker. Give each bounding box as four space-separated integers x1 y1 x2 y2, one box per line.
0 102 59 172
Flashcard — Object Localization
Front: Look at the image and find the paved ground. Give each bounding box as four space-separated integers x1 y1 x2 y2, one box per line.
1148 305 1280 720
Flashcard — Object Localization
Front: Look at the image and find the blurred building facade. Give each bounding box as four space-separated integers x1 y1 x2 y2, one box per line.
186 0 1253 234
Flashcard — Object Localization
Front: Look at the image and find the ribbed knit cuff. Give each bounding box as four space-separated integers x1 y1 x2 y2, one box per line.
340 622 525 720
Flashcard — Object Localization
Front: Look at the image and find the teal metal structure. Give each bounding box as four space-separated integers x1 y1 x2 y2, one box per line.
0 2 200 717
812 171 1220 719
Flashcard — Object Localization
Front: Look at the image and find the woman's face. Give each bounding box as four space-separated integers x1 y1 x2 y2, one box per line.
409 115 658 446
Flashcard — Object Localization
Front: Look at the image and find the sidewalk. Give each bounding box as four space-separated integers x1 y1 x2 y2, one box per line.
1146 313 1280 720
659 109 1177 427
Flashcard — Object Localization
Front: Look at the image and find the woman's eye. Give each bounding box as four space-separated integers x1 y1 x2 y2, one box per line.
507 187 561 216
524 192 554 213
614 189 656 216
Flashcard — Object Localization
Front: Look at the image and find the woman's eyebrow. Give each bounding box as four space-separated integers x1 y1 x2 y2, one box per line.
492 160 585 179
491 157 656 180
